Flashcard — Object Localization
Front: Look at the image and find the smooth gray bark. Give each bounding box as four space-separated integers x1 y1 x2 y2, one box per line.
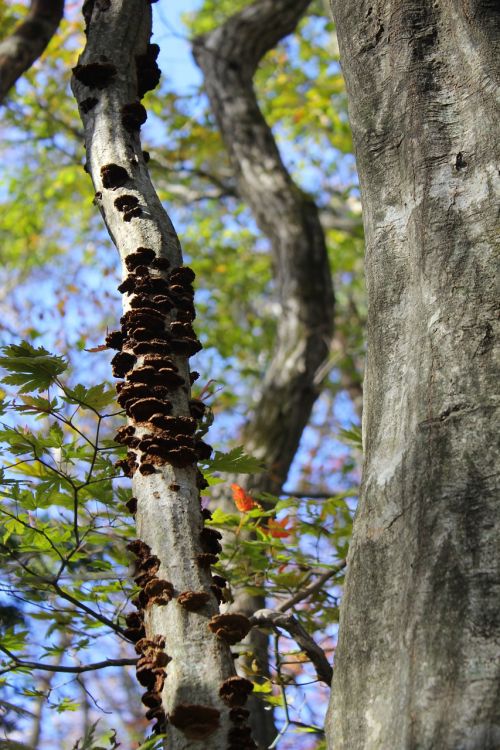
71 2 252 748
193 2 335 745
327 2 500 748
0 0 64 103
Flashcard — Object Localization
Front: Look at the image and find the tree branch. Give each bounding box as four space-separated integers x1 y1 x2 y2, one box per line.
0 0 65 104
0 644 136 676
250 608 333 685
277 560 347 613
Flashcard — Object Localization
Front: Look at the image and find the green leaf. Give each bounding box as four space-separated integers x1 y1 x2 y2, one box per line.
62 383 116 411
205 446 263 474
136 736 168 750
0 342 67 393
338 426 363 449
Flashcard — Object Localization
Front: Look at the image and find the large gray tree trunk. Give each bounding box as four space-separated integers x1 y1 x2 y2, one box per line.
326 2 500 748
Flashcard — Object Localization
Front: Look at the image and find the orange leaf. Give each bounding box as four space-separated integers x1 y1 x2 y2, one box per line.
231 483 260 512
266 516 292 538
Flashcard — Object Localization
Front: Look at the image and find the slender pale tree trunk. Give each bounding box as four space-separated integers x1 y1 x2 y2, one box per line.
72 2 256 748
326 2 500 748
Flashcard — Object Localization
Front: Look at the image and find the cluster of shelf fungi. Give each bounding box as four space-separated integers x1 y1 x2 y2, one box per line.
74 33 258 746
107 246 257 744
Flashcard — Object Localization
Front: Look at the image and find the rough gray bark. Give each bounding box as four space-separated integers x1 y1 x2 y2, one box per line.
0 0 64 103
71 2 254 748
193 2 335 746
327 2 500 748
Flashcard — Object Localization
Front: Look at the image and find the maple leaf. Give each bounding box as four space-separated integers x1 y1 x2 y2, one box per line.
231 483 261 512
266 516 292 538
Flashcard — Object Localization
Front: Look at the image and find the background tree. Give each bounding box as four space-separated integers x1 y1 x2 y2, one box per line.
326 1 500 748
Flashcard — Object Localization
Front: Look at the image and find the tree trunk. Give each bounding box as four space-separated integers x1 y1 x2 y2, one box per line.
326 2 500 748
193 2 334 745
0 0 64 103
71 2 255 748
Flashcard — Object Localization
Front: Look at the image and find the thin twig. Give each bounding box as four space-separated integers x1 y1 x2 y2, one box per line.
277 560 347 613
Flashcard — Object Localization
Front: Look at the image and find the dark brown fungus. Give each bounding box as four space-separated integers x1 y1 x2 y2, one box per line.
190 370 200 384
201 508 213 521
101 163 129 189
80 96 98 113
142 691 162 708
129 397 172 422
143 150 150 162
170 321 196 339
125 611 143 629
219 676 254 707
166 446 198 468
228 726 257 749
73 61 117 88
189 399 207 419
208 613 252 645
197 471 209 490
170 337 202 357
125 247 156 270
154 415 197 435
128 366 162 384
196 553 219 568
151 257 170 271
211 585 224 604
121 101 147 131
229 707 250 723
195 440 213 460
114 194 139 212
114 425 135 444
105 330 123 350
169 266 196 285
157 369 185 388
139 462 156 476
136 665 164 690
177 591 210 611
117 384 151 408
123 206 142 222
169 704 220 740
132 339 172 356
152 295 174 313
212 575 227 589
111 350 136 378
117 276 135 294
126 496 138 515
132 591 148 610
143 578 174 602
136 45 161 98
124 625 145 642
115 457 137 477
126 539 151 559
199 528 223 555
143 355 177 370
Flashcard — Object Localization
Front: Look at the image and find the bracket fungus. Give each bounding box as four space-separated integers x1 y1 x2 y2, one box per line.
100 163 129 189
169 704 221 740
177 590 211 611
219 676 254 707
208 614 252 645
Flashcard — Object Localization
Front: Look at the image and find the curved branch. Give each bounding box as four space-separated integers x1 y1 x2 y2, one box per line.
0 0 65 104
250 608 333 685
194 1 334 488
0 644 136 676
193 2 334 745
277 560 347 613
